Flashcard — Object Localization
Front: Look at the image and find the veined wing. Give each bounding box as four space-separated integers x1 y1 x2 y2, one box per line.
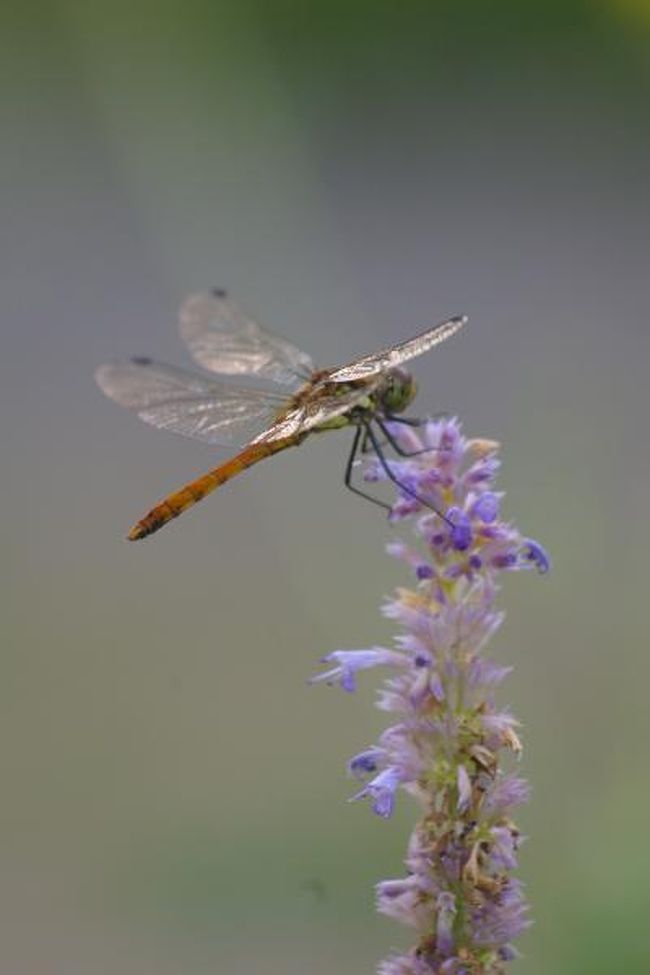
327 315 467 383
254 383 374 443
95 358 286 446
179 289 315 386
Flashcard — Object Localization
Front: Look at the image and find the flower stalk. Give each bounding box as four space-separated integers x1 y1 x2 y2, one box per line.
312 418 548 974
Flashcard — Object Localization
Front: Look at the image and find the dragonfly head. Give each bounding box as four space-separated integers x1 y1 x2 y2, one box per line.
380 368 417 414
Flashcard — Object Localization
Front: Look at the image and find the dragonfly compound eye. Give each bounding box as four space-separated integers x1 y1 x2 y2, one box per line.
383 370 417 414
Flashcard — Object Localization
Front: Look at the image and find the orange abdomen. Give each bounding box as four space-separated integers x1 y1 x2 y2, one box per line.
127 437 296 540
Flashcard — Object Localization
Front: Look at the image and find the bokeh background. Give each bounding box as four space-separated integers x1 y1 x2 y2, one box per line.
3 2 650 973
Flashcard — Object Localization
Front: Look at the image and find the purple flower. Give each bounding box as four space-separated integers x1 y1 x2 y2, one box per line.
456 764 472 813
436 891 457 956
310 647 405 692
351 766 403 818
378 955 433 975
489 826 519 871
521 537 551 574
467 658 512 688
471 491 501 523
484 775 531 814
348 747 385 778
448 507 473 551
311 418 547 972
376 875 431 929
416 563 435 580
463 454 500 486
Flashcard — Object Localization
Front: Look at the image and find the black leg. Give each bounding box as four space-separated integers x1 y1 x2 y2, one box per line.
384 414 424 427
364 422 452 526
344 426 392 511
384 411 449 427
361 427 387 454
376 418 433 458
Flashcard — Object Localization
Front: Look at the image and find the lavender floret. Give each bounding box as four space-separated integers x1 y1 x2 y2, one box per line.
312 418 547 974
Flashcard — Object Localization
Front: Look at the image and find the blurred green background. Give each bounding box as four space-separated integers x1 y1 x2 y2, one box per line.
2 1 649 972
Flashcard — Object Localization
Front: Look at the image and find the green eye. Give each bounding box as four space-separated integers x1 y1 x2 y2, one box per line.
383 372 416 413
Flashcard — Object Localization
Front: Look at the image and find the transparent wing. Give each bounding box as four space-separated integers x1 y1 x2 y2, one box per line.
254 384 374 443
95 358 286 446
327 315 467 383
179 289 315 386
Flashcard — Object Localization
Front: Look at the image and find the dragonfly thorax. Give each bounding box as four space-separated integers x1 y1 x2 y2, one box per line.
377 367 417 415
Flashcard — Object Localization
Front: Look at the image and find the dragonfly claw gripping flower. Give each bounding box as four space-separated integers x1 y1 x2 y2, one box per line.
312 418 549 975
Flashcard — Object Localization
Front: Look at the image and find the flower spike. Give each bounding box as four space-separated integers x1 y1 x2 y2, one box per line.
312 418 548 973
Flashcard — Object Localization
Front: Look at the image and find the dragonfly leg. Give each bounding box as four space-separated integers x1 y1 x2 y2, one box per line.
361 427 387 455
384 414 424 427
344 425 392 511
384 411 449 427
364 422 452 526
376 418 433 457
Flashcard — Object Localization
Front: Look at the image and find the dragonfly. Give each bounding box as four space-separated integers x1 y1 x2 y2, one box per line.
95 289 466 540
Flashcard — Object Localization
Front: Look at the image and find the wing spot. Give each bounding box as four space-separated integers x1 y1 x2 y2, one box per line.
131 356 153 366
211 287 228 298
